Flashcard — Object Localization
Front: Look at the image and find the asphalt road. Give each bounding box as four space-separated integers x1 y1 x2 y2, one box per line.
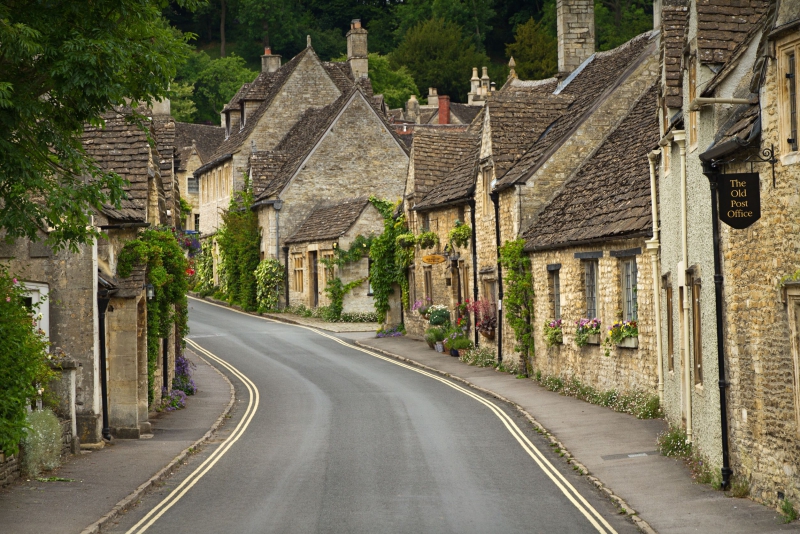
109 298 636 534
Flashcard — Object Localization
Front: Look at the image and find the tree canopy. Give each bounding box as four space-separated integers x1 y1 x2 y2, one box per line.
0 0 198 249
366 54 419 109
505 17 557 80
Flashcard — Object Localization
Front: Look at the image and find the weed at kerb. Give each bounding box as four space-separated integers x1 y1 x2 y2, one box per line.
781 499 798 523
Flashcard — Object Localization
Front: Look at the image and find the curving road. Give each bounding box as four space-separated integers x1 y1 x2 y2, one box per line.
109 298 636 534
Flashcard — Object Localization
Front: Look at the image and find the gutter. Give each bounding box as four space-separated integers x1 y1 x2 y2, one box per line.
98 222 150 230
194 153 233 177
698 115 761 163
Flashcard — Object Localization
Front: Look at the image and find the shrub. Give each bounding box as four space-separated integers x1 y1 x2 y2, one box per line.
20 409 62 477
160 388 187 411
459 346 496 368
254 259 284 312
448 336 473 350
172 353 196 395
428 305 450 326
657 424 692 458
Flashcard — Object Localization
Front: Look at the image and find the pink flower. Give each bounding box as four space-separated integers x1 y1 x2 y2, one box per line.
12 278 17 284
5 297 10 302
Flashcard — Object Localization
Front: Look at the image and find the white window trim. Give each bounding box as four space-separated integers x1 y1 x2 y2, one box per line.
21 281 50 341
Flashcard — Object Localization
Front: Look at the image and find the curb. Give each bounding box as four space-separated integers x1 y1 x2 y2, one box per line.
354 340 658 534
79 349 237 534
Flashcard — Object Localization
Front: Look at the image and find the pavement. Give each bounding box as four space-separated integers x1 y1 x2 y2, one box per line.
0 349 234 534
350 334 800 534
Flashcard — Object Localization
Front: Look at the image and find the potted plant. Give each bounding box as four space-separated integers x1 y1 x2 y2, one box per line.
412 297 432 319
448 221 472 249
543 319 563 346
466 298 496 340
428 304 450 326
606 320 639 349
448 335 474 358
575 318 602 347
416 231 439 250
395 233 417 249
424 327 439 349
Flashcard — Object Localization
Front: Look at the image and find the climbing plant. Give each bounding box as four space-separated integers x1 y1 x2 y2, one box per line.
368 197 411 320
118 227 189 406
216 180 260 311
194 240 214 294
498 238 535 378
319 234 373 320
254 258 284 312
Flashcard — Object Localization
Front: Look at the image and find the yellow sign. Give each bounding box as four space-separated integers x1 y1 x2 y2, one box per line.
422 254 446 265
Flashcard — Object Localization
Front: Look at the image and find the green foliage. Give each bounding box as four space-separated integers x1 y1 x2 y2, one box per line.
543 320 563 346
537 372 661 419
170 82 198 123
395 0 496 51
657 424 692 458
607 320 639 344
118 228 189 406
447 220 471 249
782 499 798 523
0 268 53 455
575 318 602 347
498 239 535 377
459 346 497 368
254 259 284 312
323 277 367 320
448 335 473 350
428 305 451 326
193 54 258 124
20 409 62 477
395 232 417 249
505 18 557 80
0 0 198 250
391 18 491 103
194 241 215 295
366 53 420 109
416 231 439 250
216 182 260 310
368 197 410 320
425 326 447 343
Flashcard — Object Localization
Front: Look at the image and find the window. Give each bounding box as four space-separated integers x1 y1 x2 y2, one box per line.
483 279 497 303
690 273 703 385
20 282 49 341
459 261 470 304
621 258 638 322
367 258 374 295
194 213 200 232
409 267 416 308
423 267 433 302
664 275 674 372
779 38 800 155
548 267 561 320
584 261 598 318
322 252 335 282
188 177 199 194
421 212 430 232
292 255 304 293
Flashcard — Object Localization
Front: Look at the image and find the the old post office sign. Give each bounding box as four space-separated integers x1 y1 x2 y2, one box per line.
422 254 446 265
718 172 760 229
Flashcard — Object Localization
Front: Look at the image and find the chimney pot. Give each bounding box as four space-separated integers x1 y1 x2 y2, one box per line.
438 95 450 125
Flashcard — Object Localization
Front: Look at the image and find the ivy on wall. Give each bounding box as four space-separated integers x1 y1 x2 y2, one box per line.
118 227 189 406
194 240 214 295
498 238 535 377
319 234 372 320
368 197 411 321
216 181 260 311
254 258 284 312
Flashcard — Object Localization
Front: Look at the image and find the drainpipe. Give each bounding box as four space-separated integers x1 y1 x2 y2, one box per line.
97 292 114 441
647 150 665 404
701 161 733 490
468 198 480 348
674 131 692 443
490 190 503 363
274 201 283 260
282 245 290 309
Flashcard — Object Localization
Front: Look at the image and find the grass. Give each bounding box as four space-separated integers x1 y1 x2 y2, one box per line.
657 424 722 489
36 476 74 482
533 371 662 419
781 499 798 523
728 476 750 498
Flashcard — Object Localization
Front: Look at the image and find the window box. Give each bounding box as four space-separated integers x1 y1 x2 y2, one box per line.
616 336 639 349
586 334 601 345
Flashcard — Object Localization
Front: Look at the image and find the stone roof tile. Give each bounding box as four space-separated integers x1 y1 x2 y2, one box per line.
414 134 480 210
697 0 769 65
285 197 370 244
409 130 479 205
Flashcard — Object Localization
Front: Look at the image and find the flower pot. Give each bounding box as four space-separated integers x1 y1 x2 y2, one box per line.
449 348 460 357
479 329 495 341
458 349 468 359
586 334 600 345
435 341 444 353
616 336 639 349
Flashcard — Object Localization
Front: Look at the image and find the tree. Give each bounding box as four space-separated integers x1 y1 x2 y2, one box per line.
395 0 495 51
505 17 557 80
391 19 490 103
193 55 258 124
0 0 199 250
367 54 419 109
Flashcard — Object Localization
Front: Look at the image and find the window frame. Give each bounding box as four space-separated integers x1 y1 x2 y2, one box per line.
423 266 433 302
621 258 638 322
778 37 800 159
584 260 598 319
690 273 703 386
292 254 304 293
548 267 562 320
663 274 674 372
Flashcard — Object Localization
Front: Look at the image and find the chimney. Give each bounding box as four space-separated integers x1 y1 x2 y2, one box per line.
406 94 420 123
438 95 450 125
480 66 490 95
468 67 480 104
346 19 369 78
261 47 282 73
557 0 595 75
427 87 439 108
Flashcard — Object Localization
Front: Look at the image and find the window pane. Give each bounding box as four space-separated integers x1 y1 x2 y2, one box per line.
585 262 597 318
790 53 798 151
553 270 561 320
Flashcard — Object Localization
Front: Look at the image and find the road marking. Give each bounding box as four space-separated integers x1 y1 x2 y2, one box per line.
124 339 259 534
188 297 618 534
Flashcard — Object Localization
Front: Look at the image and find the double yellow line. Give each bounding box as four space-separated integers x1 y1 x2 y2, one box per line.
135 297 616 534
124 338 259 534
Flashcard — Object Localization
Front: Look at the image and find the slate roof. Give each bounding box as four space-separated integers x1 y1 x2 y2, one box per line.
82 108 157 223
696 0 769 65
523 84 659 251
115 264 146 299
284 197 370 244
249 151 290 198
223 83 251 111
409 130 480 205
497 31 657 189
448 103 482 125
413 133 480 210
252 87 406 202
174 122 225 171
662 0 689 109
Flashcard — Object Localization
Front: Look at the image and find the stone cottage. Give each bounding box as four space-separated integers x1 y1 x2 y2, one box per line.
0 107 171 447
250 85 409 304
523 85 660 395
283 198 383 311
402 129 481 340
473 0 659 371
654 0 771 493
174 121 225 232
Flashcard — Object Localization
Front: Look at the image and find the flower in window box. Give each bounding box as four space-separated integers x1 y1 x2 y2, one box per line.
543 319 563 346
575 318 602 347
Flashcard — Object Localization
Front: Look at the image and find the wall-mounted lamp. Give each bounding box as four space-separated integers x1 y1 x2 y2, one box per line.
146 283 155 300
332 242 338 249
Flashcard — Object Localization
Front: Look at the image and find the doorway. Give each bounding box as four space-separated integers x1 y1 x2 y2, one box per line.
309 251 319 307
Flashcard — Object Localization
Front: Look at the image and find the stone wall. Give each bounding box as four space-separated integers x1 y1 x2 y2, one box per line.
199 159 234 235
719 34 800 506
0 419 75 487
530 239 658 393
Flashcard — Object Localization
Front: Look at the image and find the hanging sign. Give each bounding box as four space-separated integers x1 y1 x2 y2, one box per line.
718 172 760 229
422 254 446 265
